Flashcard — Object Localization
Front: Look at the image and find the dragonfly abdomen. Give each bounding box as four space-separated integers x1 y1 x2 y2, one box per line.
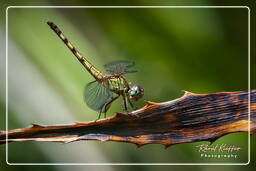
47 21 103 80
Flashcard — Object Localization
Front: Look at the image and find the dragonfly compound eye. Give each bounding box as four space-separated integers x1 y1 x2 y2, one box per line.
129 85 144 101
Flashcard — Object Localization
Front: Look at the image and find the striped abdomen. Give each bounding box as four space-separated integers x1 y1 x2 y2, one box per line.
47 21 103 80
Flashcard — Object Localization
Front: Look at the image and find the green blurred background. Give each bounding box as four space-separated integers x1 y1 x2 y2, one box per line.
0 0 255 171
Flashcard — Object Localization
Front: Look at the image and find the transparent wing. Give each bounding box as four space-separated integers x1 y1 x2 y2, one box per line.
84 81 113 111
104 60 138 75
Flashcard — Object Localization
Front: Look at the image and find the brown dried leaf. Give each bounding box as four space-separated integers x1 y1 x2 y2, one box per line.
0 90 255 148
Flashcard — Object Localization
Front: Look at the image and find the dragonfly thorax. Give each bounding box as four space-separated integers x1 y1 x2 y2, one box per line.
105 76 129 93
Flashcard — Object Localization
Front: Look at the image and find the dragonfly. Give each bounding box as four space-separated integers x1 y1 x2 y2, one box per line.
47 21 144 119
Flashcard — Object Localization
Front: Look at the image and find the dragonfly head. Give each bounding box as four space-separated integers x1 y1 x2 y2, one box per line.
128 85 144 101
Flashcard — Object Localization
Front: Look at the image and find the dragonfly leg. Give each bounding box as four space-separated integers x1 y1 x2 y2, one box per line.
122 94 128 111
122 95 138 117
123 92 136 111
96 110 103 121
95 107 105 121
99 94 120 119
96 104 107 121
127 97 135 110
121 89 135 110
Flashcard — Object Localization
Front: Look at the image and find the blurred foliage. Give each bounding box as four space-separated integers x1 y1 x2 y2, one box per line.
0 0 255 171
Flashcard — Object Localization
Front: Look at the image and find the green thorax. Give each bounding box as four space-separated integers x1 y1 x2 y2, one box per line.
102 76 129 93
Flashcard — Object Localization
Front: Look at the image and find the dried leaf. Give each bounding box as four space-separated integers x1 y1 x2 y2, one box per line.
0 90 255 148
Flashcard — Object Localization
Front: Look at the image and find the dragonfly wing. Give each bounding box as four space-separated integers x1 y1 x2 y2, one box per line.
104 60 138 75
84 81 113 111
